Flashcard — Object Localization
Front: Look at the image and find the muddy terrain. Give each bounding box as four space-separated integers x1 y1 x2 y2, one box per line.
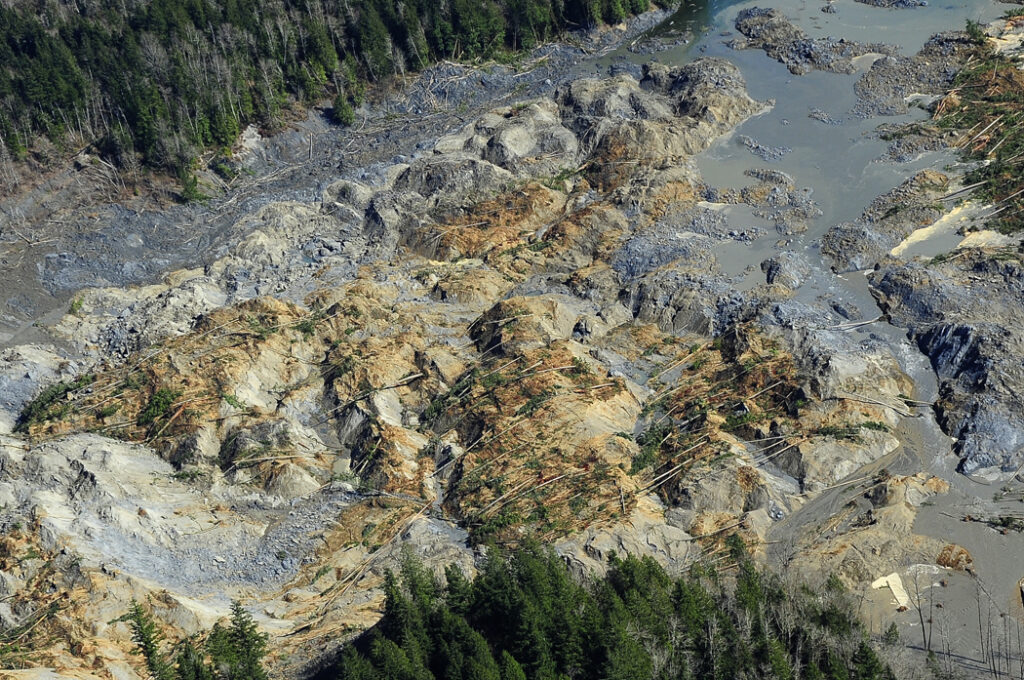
2 2 1024 678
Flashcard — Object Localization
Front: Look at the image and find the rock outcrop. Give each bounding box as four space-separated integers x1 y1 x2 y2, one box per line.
871 249 1024 476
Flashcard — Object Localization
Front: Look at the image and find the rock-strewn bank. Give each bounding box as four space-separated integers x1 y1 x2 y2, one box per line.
857 18 1024 479
822 170 949 272
872 249 1024 476
731 7 896 74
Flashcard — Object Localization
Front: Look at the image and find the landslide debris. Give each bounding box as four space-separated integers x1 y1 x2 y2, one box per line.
0 53 944 678
731 7 974 121
822 170 950 272
866 20 1024 479
934 23 1024 235
731 7 896 75
871 248 1024 476
853 31 977 117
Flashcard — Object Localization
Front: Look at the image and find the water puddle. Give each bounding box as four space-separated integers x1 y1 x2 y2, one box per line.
890 200 985 259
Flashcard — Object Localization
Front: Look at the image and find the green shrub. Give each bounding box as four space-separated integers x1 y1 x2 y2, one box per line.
137 388 182 427
333 93 356 127
178 170 208 204
965 19 986 45
15 374 96 431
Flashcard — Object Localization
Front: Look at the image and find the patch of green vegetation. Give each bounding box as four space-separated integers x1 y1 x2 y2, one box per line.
15 374 96 432
965 19 987 45
878 122 927 142
123 372 147 391
170 469 205 482
221 393 245 409
68 298 83 314
137 388 182 427
631 422 672 475
312 565 333 584
723 410 769 432
568 495 587 515
0 601 61 668
423 370 479 423
568 356 592 379
178 170 209 204
96 404 120 420
331 471 358 484
813 425 863 441
480 371 509 390
246 315 277 340
474 508 523 541
19 546 41 563
292 313 322 338
882 621 900 646
325 355 357 383
515 388 553 417
210 157 238 181
541 166 581 190
938 37 1024 234
333 91 356 126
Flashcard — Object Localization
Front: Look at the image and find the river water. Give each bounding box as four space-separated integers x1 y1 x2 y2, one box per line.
608 0 1020 671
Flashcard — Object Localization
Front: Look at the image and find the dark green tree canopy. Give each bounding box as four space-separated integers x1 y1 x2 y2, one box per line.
333 541 897 680
0 0 652 175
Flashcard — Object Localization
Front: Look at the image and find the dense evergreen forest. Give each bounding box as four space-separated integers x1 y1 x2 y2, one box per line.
0 0 654 183
331 538 897 680
125 538 897 679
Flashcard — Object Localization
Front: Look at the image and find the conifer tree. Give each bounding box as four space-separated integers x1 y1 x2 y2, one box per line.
225 601 268 680
327 540 899 680
124 601 175 680
497 651 525 680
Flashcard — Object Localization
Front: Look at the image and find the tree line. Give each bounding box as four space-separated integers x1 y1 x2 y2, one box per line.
331 538 897 680
0 0 654 186
123 599 269 680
